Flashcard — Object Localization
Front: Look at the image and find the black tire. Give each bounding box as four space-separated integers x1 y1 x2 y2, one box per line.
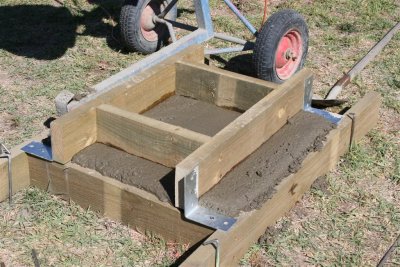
253 9 309 83
120 0 177 54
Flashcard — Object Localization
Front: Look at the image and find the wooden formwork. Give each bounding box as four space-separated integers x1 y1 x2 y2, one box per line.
0 45 381 266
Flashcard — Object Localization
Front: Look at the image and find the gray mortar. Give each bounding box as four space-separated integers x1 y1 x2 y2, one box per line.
143 95 241 136
72 110 335 214
72 143 175 203
199 111 336 217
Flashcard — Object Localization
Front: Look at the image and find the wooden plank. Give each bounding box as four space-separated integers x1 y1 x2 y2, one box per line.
28 157 213 245
96 104 211 168
0 142 30 202
175 61 278 111
51 45 205 164
51 107 97 164
175 69 312 207
181 91 381 266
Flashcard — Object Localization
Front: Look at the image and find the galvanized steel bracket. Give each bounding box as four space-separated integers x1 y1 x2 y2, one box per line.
21 141 53 161
184 167 237 231
303 75 343 124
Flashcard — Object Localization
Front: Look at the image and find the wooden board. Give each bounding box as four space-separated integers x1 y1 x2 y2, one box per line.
0 142 30 203
28 157 214 245
175 61 278 111
51 45 205 164
96 104 211 168
181 91 381 266
174 69 313 207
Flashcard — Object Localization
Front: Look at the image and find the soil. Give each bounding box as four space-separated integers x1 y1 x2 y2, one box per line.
143 95 241 136
72 143 175 203
199 111 336 217
311 175 331 196
258 220 292 244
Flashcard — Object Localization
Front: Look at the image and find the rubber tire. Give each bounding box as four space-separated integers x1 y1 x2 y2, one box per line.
253 9 309 83
120 0 177 54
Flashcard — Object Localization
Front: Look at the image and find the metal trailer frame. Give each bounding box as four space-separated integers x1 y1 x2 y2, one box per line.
94 0 257 93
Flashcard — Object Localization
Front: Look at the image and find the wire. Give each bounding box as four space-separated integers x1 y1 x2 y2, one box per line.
258 0 268 32
261 0 269 26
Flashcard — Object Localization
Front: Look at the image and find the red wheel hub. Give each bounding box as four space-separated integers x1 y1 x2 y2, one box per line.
275 30 303 80
140 2 161 42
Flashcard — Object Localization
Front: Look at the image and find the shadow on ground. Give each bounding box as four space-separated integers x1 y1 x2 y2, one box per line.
212 53 257 77
0 3 123 60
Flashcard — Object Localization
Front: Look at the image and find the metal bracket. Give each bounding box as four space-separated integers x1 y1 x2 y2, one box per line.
303 76 314 110
347 112 356 149
203 239 221 267
184 167 237 231
303 75 343 124
0 144 12 204
307 107 342 124
21 141 53 161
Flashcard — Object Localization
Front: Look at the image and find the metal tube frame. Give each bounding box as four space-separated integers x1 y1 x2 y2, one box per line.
222 0 257 35
93 0 258 91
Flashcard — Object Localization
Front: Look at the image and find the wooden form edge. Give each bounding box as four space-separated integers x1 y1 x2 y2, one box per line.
175 69 313 208
0 133 50 203
0 142 30 202
96 104 211 168
181 91 381 266
1 91 381 265
27 157 213 245
50 45 205 164
175 61 278 111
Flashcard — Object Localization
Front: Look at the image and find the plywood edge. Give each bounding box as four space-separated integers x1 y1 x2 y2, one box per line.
175 61 278 111
27 156 213 245
96 104 211 167
181 91 381 266
174 69 313 207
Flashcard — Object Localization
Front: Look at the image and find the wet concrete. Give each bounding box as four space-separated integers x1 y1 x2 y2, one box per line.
72 110 335 215
72 143 175 203
143 95 241 136
199 111 336 217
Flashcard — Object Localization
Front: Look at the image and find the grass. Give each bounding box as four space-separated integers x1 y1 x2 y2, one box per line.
0 0 399 266
0 0 144 146
0 188 184 266
237 0 400 265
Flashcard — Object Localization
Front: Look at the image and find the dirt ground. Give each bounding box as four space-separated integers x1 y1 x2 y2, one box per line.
0 0 399 266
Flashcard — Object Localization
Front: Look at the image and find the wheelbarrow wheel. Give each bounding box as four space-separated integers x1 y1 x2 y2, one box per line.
120 0 177 54
253 9 309 83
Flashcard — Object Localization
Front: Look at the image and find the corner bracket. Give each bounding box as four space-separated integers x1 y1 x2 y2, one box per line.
184 167 236 231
